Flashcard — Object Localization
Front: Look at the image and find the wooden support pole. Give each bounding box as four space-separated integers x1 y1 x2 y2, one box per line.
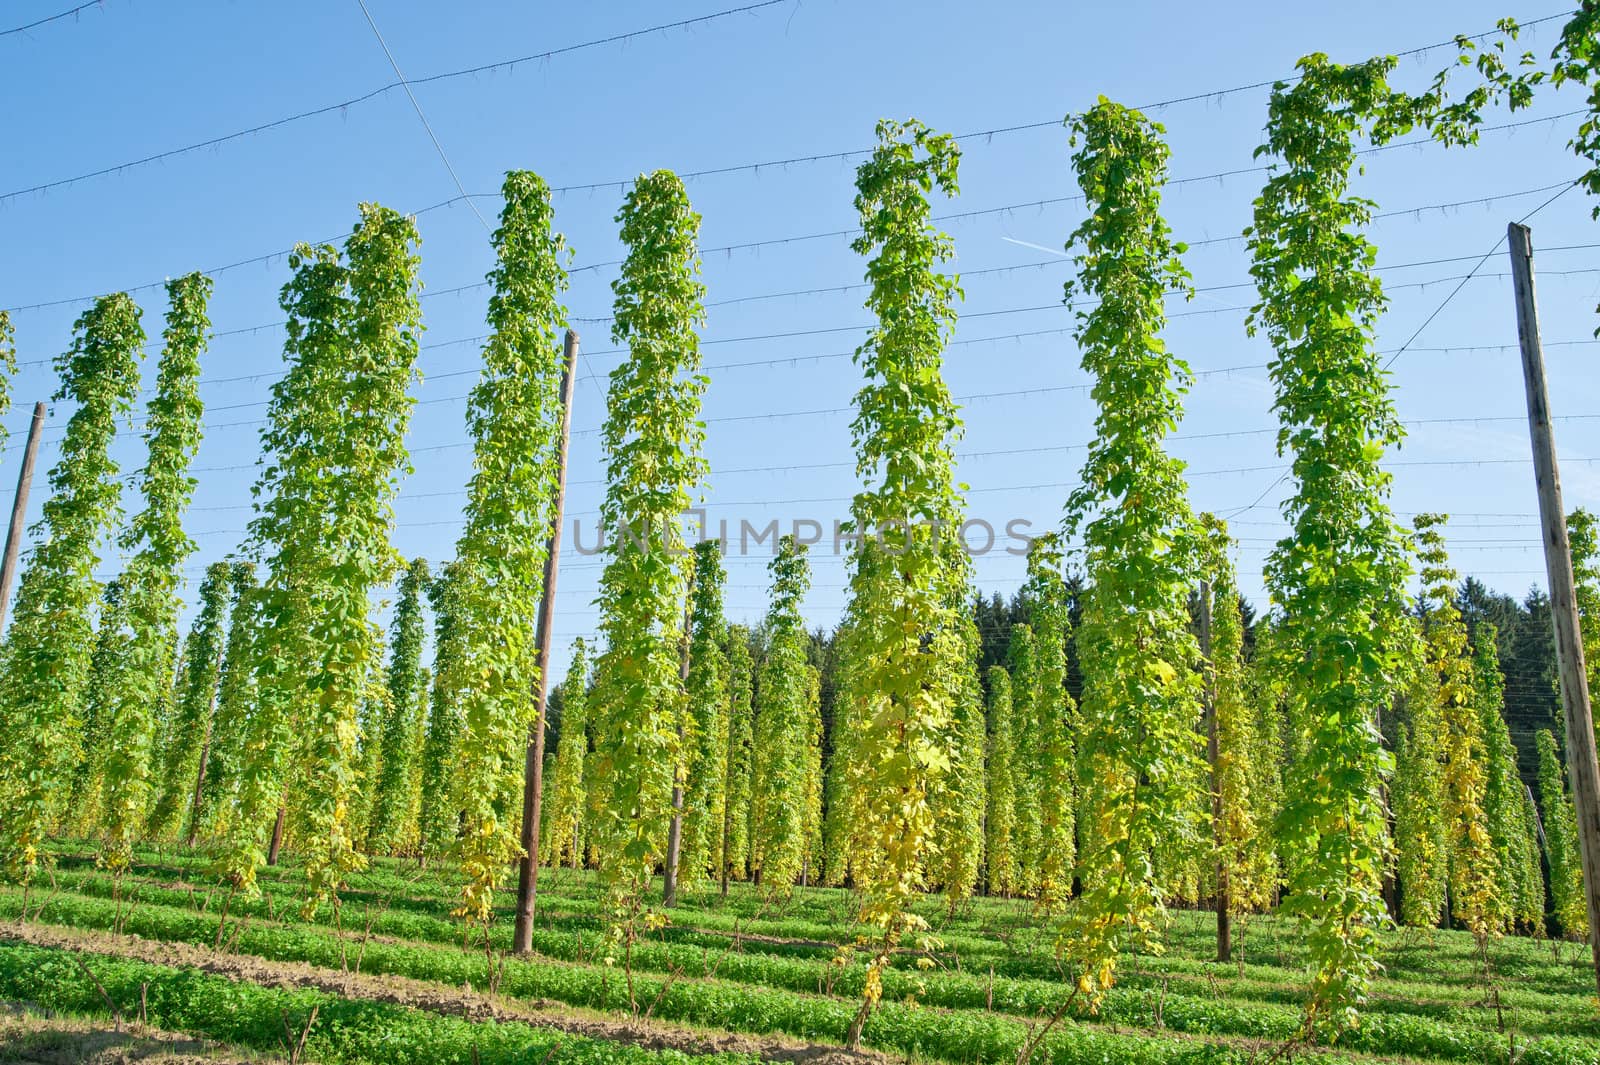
1509 221 1600 995
267 795 287 866
0 401 46 635
512 329 581 955
185 680 222 847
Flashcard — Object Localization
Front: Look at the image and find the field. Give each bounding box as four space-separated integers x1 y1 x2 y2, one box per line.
7 3 1600 1063
0 845 1592 1065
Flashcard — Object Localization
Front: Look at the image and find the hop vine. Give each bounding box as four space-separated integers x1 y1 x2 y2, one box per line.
836 119 970 1044
751 535 812 901
419 563 467 862
680 541 730 883
1473 622 1544 932
0 293 144 882
193 563 257 841
1538 727 1589 940
590 169 708 942
98 273 211 875
221 204 421 905
147 561 231 843
1246 56 1416 1036
443 170 571 930
1059 99 1203 1001
1415 515 1497 940
0 310 15 449
542 639 592 868
369 558 430 854
983 664 1017 896
722 625 756 889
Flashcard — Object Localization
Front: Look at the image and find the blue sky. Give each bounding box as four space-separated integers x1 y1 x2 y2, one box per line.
2 0 1598 690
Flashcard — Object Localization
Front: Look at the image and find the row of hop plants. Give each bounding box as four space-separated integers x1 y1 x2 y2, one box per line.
3 5 1600 1045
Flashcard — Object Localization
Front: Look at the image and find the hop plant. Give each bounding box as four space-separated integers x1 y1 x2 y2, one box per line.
589 169 708 942
0 293 144 883
679 541 730 883
542 639 592 868
751 536 814 901
835 119 970 1046
1473 623 1544 931
0 310 16 449
219 205 421 904
418 563 467 862
146 561 231 843
98 273 211 875
444 170 571 931
983 664 1017 896
368 558 430 855
1059 99 1203 1002
1538 729 1588 940
1202 517 1275 924
722 626 756 889
1413 516 1497 940
192 563 257 841
1245 56 1419 1036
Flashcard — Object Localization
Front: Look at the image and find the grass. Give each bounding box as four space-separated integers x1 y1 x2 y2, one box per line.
2 842 1596 1065
0 938 760 1065
0 1000 282 1063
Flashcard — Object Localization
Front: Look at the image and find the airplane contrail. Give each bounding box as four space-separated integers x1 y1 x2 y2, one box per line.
1000 236 1068 258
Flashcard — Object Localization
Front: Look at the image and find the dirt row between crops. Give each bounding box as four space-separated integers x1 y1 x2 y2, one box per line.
0 1001 278 1064
0 922 883 1065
